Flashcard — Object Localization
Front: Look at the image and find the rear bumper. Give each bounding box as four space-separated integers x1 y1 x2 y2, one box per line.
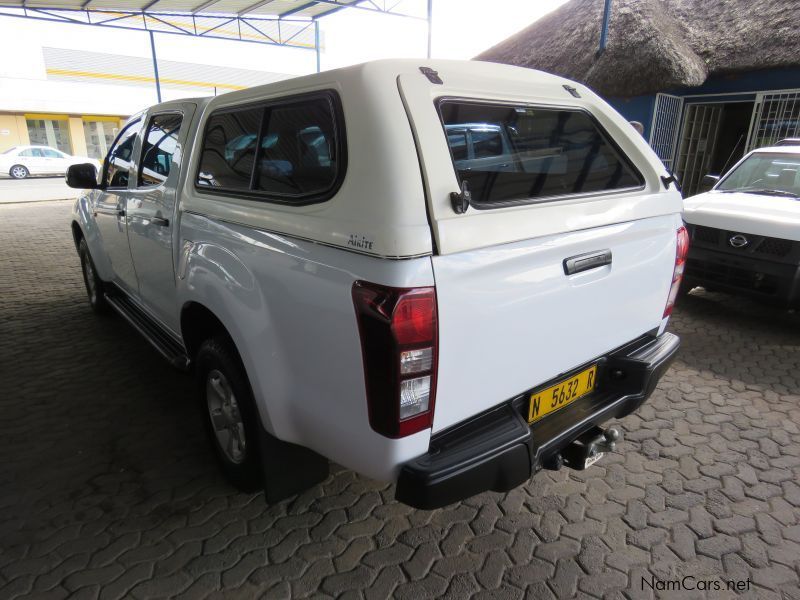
685 246 800 307
395 332 680 509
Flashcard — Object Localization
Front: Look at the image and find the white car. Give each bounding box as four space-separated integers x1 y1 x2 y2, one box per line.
67 59 683 508
682 145 800 305
0 145 100 179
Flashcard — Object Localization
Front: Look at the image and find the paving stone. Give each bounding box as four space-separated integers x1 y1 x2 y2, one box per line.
3 201 800 598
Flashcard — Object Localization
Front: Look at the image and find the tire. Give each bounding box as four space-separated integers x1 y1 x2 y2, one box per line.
196 336 263 492
677 280 694 300
10 164 29 179
78 238 109 314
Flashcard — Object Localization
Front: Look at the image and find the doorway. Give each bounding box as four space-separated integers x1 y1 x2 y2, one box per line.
674 101 755 197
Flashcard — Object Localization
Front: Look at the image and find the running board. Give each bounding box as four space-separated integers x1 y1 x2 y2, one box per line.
105 292 190 371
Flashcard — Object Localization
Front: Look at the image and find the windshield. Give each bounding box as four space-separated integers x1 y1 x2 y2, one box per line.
718 152 800 197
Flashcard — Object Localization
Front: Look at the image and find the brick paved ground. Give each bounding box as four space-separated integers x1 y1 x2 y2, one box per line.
1 200 799 600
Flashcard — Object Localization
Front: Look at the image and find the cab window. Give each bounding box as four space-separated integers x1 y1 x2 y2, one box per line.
104 120 142 189
139 113 183 187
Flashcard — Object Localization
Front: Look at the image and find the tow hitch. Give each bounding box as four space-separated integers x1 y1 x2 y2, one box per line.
543 426 620 471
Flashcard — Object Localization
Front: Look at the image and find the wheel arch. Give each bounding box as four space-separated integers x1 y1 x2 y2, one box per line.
71 220 84 251
180 301 232 361
180 299 277 436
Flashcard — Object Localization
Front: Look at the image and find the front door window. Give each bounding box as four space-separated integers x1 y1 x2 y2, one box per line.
104 120 142 189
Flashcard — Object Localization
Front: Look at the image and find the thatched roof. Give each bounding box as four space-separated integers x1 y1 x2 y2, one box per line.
475 0 800 97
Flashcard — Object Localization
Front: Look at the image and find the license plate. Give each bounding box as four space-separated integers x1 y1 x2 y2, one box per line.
528 365 597 424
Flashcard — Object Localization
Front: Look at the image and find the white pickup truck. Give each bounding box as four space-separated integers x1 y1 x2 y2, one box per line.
683 144 800 306
68 59 683 509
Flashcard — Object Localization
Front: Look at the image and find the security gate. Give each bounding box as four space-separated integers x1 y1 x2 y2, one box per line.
674 104 723 197
649 93 683 170
746 90 800 151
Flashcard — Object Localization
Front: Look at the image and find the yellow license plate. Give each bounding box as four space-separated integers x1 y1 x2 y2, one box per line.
528 365 598 424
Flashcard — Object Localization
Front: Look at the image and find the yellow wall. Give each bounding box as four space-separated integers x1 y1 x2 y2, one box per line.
0 112 126 156
68 117 88 157
0 114 29 152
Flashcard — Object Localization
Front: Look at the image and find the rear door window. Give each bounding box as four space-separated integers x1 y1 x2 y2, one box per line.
138 113 183 187
196 91 345 205
439 100 643 207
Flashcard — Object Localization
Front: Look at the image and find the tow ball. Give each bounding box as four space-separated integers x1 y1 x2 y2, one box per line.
543 426 620 471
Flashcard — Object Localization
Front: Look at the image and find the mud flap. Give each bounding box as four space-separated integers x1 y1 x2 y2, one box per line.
260 427 330 503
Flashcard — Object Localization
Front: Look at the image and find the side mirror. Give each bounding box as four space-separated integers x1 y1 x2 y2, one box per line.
66 163 100 189
701 174 720 191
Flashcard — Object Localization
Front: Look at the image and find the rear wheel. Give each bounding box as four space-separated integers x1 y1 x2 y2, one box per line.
78 238 109 314
196 336 263 492
10 165 29 179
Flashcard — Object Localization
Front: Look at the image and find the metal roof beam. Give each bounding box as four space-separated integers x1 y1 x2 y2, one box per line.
0 7 316 48
311 0 425 20
240 17 278 43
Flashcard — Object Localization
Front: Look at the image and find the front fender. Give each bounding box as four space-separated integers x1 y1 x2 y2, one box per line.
72 192 112 281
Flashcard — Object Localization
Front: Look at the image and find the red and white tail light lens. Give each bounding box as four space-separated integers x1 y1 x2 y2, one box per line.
663 226 690 318
352 282 438 438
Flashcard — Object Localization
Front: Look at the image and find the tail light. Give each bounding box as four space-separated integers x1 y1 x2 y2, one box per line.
352 282 438 438
663 226 690 317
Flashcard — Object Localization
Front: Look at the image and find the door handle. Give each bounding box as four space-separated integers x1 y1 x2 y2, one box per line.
151 216 169 227
563 250 612 275
116 209 125 217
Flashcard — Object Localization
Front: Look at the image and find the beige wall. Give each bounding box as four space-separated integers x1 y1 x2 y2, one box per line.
0 114 30 153
67 117 88 157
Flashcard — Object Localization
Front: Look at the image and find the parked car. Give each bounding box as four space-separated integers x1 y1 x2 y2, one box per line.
682 143 800 305
67 60 683 509
0 145 100 179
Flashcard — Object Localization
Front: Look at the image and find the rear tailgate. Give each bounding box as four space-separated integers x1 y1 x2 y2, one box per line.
398 62 683 433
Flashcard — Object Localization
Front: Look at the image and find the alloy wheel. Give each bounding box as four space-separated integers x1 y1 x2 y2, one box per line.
206 369 247 464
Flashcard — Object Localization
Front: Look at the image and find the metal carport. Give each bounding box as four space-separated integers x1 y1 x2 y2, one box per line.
0 0 432 101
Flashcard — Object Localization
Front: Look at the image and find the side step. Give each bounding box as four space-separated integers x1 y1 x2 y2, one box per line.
105 292 190 370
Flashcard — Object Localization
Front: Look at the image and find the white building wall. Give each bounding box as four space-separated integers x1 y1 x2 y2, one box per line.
0 16 314 116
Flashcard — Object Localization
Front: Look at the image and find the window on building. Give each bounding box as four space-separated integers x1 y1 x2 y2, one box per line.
83 120 120 160
26 117 72 154
197 91 344 204
439 101 644 207
139 113 183 187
